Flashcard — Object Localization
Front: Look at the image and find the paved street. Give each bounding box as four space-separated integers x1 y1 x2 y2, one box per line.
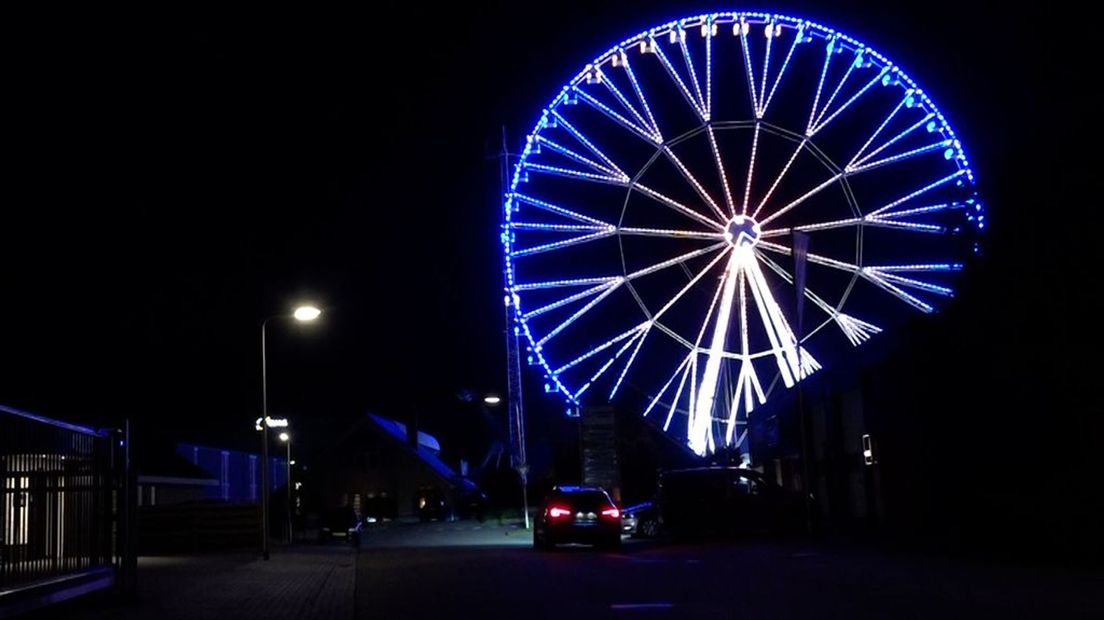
357 522 1104 619
22 522 1103 619
30 545 354 620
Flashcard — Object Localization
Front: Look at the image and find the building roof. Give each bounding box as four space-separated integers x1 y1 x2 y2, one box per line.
366 414 478 493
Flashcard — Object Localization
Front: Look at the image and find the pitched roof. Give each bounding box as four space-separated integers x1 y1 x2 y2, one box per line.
366 414 478 493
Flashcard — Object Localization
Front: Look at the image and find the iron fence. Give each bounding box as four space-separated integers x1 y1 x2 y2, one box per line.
0 404 122 592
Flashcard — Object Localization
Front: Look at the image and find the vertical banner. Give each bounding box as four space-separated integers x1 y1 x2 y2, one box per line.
792 231 810 340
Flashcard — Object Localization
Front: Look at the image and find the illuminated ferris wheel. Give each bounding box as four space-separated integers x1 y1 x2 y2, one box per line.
501 12 984 457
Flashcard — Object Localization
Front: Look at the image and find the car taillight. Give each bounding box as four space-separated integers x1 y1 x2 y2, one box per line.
600 508 620 519
548 506 572 519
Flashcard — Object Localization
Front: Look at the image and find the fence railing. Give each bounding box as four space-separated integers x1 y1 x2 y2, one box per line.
0 404 121 592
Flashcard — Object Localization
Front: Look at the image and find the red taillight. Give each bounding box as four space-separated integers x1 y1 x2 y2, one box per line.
600 507 620 519
548 506 572 519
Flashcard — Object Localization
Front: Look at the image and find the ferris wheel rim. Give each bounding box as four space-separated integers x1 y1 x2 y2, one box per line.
501 10 983 434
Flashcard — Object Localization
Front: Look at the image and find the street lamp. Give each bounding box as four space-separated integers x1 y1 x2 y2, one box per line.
483 394 529 529
260 305 321 560
278 431 293 543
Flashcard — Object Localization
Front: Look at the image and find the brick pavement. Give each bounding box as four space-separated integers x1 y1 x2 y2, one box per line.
31 545 355 620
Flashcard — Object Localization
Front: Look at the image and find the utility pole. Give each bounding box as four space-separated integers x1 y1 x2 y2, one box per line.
500 126 530 529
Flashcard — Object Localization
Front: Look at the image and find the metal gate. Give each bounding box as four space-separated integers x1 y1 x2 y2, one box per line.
0 404 122 593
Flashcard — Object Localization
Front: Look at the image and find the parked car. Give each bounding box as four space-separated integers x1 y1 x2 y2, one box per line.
533 485 621 551
455 490 487 522
622 500 661 538
658 467 807 538
319 505 359 543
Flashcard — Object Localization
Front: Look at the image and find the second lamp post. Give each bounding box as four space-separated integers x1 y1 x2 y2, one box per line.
260 304 320 560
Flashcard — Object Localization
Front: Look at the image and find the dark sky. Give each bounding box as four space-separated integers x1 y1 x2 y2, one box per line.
2 0 1098 474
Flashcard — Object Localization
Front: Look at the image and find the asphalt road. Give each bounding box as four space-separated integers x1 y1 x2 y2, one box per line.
355 522 1104 619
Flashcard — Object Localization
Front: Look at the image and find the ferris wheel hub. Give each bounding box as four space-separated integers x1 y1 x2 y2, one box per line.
724 215 761 248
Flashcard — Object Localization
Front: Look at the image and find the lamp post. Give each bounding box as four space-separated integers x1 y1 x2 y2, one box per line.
278 431 292 543
484 394 529 529
260 304 320 560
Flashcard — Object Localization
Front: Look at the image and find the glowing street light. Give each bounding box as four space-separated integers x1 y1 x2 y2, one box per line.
293 305 322 322
483 395 502 405
278 432 290 442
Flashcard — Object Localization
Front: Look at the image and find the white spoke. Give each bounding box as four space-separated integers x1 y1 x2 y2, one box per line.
626 241 729 282
535 135 627 180
809 67 889 136
653 32 708 120
632 183 727 230
876 201 966 220
758 240 860 273
523 280 619 320
759 26 801 117
604 239 724 397
609 323 651 399
704 17 713 118
745 256 820 387
752 138 806 218
757 22 774 118
651 246 732 321
524 162 625 186
741 122 761 214
527 242 726 351
548 111 631 178
848 139 951 175
510 222 610 233
868 170 967 217
725 359 766 445
859 271 935 313
849 112 935 170
621 52 662 138
689 250 743 455
510 193 612 227
846 98 926 168
738 21 760 113
678 26 708 117
511 229 615 258
760 218 861 237
868 269 953 296
663 353 695 432
756 251 883 346
665 265 727 432
573 328 647 399
644 353 691 418
536 281 623 348
663 147 726 220
757 240 942 313
706 126 736 216
617 226 726 241
553 322 647 375
811 51 858 129
758 173 843 227
873 263 963 272
597 67 653 136
513 276 620 292
806 37 835 134
573 87 661 144
865 219 944 234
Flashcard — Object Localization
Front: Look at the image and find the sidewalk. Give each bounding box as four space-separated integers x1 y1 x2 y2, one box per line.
39 545 355 620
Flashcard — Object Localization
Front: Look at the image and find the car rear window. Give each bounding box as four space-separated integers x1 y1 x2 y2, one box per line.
550 491 611 509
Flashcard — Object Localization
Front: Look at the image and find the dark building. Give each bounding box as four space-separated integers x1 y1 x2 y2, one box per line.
320 413 480 521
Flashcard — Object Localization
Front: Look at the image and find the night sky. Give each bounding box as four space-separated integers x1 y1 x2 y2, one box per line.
3 1 1100 540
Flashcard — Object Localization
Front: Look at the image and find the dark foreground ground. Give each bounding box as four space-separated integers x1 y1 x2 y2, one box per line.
21 521 1104 619
356 522 1104 620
